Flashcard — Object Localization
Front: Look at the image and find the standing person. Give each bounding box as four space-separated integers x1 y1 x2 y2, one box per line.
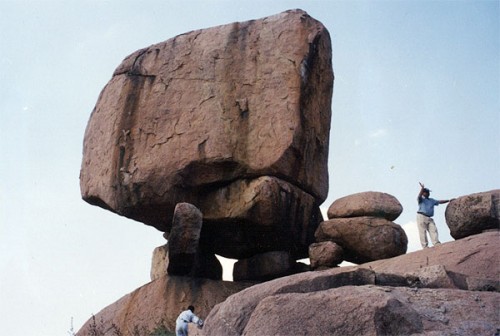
175 305 203 336
417 182 451 249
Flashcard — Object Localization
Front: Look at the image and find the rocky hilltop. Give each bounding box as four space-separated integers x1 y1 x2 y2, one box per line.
77 231 499 335
77 8 499 336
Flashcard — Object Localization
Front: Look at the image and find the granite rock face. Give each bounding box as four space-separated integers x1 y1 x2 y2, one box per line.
150 244 168 281
167 203 222 280
76 276 254 336
203 231 499 336
199 176 323 260
445 189 500 239
77 231 499 335
327 191 403 221
240 286 499 336
232 251 309 282
80 9 333 263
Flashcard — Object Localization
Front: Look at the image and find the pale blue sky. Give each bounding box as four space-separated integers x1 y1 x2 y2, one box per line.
1 1 498 335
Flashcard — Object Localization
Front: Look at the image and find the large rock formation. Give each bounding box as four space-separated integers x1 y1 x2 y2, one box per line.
77 231 499 335
80 9 333 263
313 191 407 265
445 189 500 239
76 276 254 336
203 231 499 336
242 286 498 336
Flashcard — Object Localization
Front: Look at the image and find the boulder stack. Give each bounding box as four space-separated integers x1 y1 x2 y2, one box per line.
312 191 407 265
79 9 333 281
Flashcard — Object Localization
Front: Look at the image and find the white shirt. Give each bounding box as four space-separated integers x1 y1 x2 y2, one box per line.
176 309 200 325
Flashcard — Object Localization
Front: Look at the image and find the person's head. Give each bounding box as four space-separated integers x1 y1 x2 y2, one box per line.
188 305 195 312
422 188 430 198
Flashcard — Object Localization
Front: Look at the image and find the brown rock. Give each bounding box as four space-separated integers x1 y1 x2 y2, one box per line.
203 231 499 336
80 9 333 236
166 203 222 280
308 241 343 269
199 176 322 260
445 189 500 239
407 265 465 289
150 244 168 281
315 217 408 264
203 267 375 336
192 252 223 281
76 275 254 336
167 203 203 276
233 251 294 282
363 231 500 283
327 191 403 221
241 286 499 336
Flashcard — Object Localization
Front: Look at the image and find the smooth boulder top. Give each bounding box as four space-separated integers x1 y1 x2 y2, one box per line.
327 191 403 221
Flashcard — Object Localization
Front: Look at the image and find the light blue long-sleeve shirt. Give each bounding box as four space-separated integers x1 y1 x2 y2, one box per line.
418 197 439 217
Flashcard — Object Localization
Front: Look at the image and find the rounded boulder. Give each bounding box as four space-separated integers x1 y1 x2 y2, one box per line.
327 191 403 221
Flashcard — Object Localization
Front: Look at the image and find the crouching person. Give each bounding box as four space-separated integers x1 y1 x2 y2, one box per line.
175 305 204 336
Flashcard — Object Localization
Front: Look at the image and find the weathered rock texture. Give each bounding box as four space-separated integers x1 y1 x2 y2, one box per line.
316 216 408 264
308 241 344 269
327 191 403 221
76 276 254 336
80 9 333 262
199 176 323 260
77 232 499 335
203 231 499 336
233 251 305 282
242 286 498 336
150 244 167 281
315 192 407 265
445 189 500 239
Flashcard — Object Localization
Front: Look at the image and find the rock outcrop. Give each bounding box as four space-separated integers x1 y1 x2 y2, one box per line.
80 9 334 266
445 189 500 239
203 231 499 336
76 276 255 336
242 286 498 336
77 228 499 336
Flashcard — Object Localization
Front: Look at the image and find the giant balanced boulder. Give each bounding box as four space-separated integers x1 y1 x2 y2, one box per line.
80 9 333 260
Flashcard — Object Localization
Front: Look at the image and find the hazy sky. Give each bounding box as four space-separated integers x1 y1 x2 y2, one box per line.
1 1 498 335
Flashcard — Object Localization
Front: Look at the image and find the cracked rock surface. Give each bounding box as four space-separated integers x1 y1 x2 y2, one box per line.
80 9 333 261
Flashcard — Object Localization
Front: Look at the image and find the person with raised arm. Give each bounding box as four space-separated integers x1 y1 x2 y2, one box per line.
417 182 452 249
